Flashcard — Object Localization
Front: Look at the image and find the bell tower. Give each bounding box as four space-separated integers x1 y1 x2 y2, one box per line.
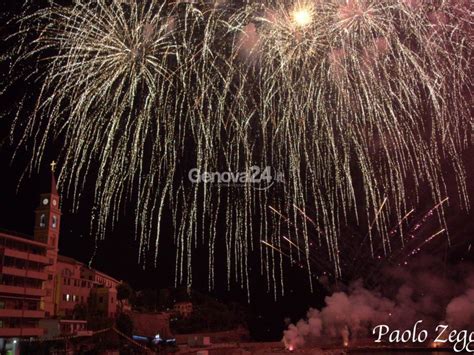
34 161 61 248
34 161 61 316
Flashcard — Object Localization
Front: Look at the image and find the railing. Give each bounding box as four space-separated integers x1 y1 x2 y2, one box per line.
2 245 50 263
1 266 48 281
0 285 46 297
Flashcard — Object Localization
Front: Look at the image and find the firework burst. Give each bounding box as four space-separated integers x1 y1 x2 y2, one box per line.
1 0 472 297
249 0 471 294
264 198 454 291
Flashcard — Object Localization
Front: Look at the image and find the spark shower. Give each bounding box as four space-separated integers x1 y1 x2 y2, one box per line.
2 0 472 297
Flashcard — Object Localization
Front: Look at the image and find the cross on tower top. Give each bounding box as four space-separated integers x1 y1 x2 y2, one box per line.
50 160 57 173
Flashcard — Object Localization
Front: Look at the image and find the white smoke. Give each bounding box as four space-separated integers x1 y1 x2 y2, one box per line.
283 257 474 349
446 290 474 329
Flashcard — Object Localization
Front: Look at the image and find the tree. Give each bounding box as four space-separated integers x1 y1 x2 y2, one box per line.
72 303 88 320
116 313 134 337
174 287 191 302
170 290 249 333
117 282 133 313
87 292 114 330
134 289 158 312
158 288 171 310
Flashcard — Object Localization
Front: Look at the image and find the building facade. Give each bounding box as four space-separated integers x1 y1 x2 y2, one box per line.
173 301 193 318
0 232 50 338
55 255 119 319
0 169 121 349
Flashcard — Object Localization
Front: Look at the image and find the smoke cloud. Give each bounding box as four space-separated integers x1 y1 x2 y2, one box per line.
283 257 474 349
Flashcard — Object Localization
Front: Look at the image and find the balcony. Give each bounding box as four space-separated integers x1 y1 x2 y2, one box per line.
0 327 44 337
0 285 46 297
1 266 48 281
3 248 50 265
0 309 45 318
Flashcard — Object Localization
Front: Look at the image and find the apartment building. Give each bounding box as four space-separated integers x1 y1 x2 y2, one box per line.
0 232 50 338
55 255 119 319
0 167 122 351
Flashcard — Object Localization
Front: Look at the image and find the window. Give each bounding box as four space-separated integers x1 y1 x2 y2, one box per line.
99 296 104 303
52 215 57 228
40 214 46 227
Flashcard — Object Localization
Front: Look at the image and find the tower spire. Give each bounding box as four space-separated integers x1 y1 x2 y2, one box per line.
50 160 58 195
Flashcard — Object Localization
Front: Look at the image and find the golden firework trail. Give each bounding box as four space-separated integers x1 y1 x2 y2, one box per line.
270 199 454 287
2 0 472 297
261 240 290 258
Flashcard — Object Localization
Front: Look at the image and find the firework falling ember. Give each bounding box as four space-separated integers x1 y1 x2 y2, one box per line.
2 0 472 296
248 0 471 294
3 0 257 294
266 198 454 288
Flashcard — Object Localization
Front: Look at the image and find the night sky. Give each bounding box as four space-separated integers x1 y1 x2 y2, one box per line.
0 101 327 341
0 144 329 339
0 3 329 341
0 0 473 342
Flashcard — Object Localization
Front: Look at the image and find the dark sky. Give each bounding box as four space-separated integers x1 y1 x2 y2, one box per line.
0 1 330 341
0 134 329 340
0 0 472 341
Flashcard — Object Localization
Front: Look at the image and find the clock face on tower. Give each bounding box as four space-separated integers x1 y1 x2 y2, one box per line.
42 198 49 206
53 199 57 206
